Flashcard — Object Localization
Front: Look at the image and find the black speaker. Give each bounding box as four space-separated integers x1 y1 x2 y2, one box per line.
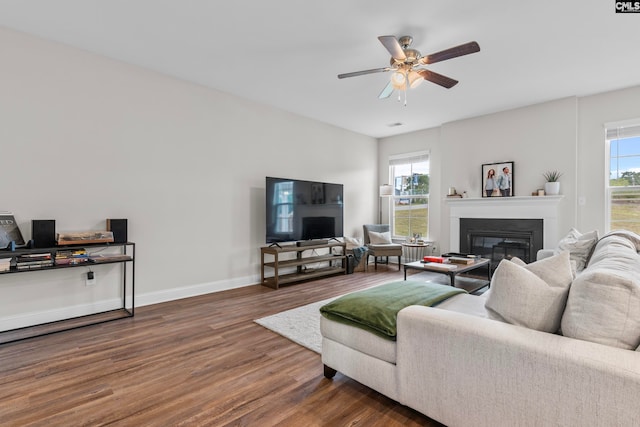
346 254 355 274
106 219 128 243
32 220 56 248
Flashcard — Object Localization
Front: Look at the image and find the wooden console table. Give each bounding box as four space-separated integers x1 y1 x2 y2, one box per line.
261 241 346 289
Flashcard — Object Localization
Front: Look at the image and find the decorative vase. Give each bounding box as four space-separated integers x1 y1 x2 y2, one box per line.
544 181 560 195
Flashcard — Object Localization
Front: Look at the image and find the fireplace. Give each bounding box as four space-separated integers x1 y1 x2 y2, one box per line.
447 196 562 259
459 218 543 270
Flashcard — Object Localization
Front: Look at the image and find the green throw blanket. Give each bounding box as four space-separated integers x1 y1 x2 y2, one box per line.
320 280 466 340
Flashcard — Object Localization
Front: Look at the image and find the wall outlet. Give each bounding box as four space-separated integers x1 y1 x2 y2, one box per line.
85 271 96 286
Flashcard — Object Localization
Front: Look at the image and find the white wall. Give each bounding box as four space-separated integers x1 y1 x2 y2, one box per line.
4 25 639 331
380 88 640 253
577 86 640 232
439 97 577 250
0 28 377 329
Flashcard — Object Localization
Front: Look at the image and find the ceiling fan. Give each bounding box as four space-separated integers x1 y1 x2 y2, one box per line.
338 35 480 102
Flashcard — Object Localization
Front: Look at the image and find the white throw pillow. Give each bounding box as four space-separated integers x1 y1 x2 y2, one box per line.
344 236 363 250
561 233 640 350
485 251 573 333
368 230 392 244
556 228 599 272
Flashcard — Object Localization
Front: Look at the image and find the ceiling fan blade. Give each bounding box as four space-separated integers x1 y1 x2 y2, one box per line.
418 69 458 89
419 41 480 65
378 81 394 99
337 67 391 79
378 35 406 61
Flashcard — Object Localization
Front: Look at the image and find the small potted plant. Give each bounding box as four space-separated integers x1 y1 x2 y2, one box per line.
543 170 563 195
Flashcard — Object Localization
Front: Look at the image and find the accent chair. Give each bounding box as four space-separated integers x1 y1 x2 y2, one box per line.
363 224 402 270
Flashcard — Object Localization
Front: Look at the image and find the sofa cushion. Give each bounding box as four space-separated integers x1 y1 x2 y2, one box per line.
601 229 640 252
368 230 392 244
320 316 397 363
435 293 489 318
484 251 573 332
561 232 640 350
556 228 599 272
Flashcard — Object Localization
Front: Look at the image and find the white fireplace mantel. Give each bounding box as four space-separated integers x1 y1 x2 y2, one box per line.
447 196 564 252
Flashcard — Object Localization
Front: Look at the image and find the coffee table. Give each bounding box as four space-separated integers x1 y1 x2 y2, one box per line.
403 258 491 293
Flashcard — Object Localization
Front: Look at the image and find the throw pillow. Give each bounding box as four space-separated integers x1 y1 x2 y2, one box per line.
344 236 363 250
484 251 573 333
561 232 640 350
556 228 599 272
368 230 392 244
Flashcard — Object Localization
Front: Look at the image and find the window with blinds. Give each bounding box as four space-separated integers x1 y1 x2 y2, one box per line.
388 151 430 239
605 120 640 234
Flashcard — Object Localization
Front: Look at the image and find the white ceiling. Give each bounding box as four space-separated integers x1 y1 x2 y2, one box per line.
1 1 639 138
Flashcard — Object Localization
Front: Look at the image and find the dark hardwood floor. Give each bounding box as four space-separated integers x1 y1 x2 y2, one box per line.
0 267 443 426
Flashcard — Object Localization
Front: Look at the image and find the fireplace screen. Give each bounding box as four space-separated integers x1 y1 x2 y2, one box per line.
460 218 543 271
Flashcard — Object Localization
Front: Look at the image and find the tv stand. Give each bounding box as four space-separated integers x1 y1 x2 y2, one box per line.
260 241 346 289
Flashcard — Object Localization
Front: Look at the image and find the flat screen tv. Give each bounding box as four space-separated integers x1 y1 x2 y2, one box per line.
266 176 344 244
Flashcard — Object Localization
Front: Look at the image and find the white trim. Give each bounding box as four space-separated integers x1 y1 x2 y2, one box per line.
388 150 430 162
447 196 564 251
605 135 612 231
388 150 431 238
604 119 640 232
0 298 122 332
0 274 259 333
604 117 640 130
136 274 259 307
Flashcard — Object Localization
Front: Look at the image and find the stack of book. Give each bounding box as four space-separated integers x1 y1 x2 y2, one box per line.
55 248 89 265
448 256 475 265
15 253 53 270
0 256 12 272
423 262 457 271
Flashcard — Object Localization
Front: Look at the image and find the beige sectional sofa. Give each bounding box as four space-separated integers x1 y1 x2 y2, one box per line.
321 230 640 427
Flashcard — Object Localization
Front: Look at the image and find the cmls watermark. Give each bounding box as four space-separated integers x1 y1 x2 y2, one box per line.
616 1 640 12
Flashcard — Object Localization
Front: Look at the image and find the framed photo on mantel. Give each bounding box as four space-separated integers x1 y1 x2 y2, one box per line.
482 161 514 197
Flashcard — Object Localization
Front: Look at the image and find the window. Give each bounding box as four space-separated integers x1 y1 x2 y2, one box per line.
388 152 429 239
273 181 293 233
606 121 640 234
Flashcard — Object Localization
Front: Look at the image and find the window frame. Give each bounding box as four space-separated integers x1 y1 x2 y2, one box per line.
604 119 640 233
387 151 430 239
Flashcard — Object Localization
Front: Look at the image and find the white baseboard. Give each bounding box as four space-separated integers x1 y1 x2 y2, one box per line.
135 274 259 307
0 275 259 333
0 298 122 332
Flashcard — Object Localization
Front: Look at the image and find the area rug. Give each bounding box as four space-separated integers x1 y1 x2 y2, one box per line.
253 271 473 354
254 296 338 354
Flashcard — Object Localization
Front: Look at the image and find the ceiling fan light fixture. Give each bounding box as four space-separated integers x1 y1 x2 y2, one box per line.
408 70 423 88
391 70 406 89
337 35 480 101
